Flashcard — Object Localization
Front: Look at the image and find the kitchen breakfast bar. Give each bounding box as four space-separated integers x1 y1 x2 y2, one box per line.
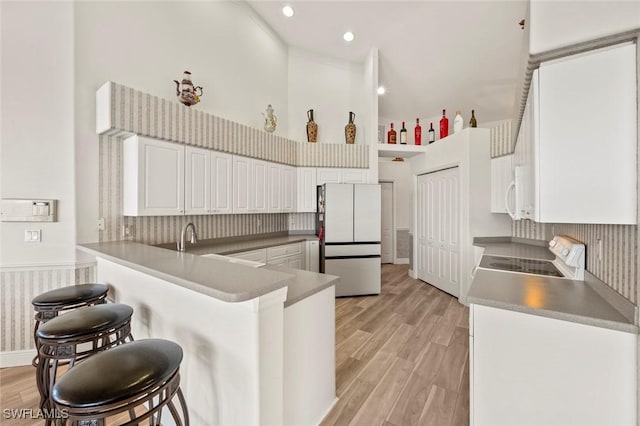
78 241 339 426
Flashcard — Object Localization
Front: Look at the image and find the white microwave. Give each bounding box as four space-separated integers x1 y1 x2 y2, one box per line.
505 165 524 220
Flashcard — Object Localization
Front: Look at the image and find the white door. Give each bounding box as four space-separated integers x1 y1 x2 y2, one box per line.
381 182 394 263
211 152 232 214
417 167 460 297
252 160 269 212
354 184 381 242
185 147 210 215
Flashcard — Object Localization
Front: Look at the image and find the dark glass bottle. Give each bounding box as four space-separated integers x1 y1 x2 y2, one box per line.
439 109 449 139
387 123 397 144
400 121 407 144
414 118 422 145
428 122 435 144
470 110 478 128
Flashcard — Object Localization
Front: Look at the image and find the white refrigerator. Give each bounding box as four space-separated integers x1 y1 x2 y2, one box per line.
319 183 381 296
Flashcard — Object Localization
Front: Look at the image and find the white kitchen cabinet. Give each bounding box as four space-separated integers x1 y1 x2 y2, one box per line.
251 159 269 213
228 248 267 263
185 147 211 215
268 163 282 212
123 135 185 216
267 242 305 270
471 304 636 426
513 43 637 224
210 152 233 214
490 154 513 214
233 156 252 214
296 167 317 213
306 240 319 273
316 168 369 185
282 166 296 212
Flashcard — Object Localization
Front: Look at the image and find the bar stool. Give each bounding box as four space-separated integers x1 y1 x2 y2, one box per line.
52 339 189 426
32 283 109 366
36 303 134 415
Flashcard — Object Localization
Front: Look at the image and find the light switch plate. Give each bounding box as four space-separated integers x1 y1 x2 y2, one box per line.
25 229 41 242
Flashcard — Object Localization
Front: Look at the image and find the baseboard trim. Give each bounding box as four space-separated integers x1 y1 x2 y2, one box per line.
316 397 339 425
394 258 409 265
0 349 36 368
408 269 417 279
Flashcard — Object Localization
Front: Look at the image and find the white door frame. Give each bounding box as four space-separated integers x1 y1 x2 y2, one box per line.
379 180 395 264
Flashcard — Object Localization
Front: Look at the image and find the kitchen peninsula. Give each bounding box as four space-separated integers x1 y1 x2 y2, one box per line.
79 240 338 426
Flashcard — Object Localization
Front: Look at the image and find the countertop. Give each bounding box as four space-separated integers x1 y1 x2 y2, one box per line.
79 240 337 307
155 233 318 256
468 239 637 333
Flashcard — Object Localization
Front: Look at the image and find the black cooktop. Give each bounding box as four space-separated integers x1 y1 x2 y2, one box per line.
479 255 564 277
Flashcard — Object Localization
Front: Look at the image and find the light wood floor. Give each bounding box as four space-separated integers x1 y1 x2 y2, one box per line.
321 264 469 426
0 264 468 426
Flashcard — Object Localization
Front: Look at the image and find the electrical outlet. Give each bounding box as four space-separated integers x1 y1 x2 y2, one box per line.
122 224 134 238
24 229 41 242
597 238 603 262
97 218 105 231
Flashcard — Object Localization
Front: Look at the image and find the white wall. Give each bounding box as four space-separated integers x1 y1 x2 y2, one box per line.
287 48 366 145
74 1 289 243
0 2 76 266
529 0 640 54
378 159 412 230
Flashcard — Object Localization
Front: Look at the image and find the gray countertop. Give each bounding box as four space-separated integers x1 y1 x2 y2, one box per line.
156 233 318 256
468 239 637 333
79 240 337 307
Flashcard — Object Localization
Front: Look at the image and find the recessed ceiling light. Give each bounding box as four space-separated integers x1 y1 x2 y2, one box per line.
343 31 355 42
377 86 386 95
282 5 294 17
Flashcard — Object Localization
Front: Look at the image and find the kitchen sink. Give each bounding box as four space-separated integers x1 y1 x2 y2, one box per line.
200 253 265 268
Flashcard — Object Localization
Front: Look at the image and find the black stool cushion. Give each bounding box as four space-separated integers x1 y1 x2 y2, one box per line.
32 284 108 307
52 339 183 409
36 304 133 340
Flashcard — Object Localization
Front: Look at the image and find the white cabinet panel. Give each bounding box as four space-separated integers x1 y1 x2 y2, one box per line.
317 168 369 185
123 135 184 216
341 168 368 183
268 163 282 212
490 155 513 214
472 304 636 426
316 168 342 185
306 240 319 272
252 160 269 213
282 166 296 212
296 167 317 213
211 152 232 214
185 147 210 215
233 156 252 214
228 248 267 263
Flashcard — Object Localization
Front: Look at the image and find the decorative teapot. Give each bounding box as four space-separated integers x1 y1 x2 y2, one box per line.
262 104 277 133
173 70 203 107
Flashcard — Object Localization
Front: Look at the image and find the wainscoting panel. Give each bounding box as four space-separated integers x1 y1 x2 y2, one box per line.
98 82 368 168
0 265 96 352
396 229 410 259
489 120 513 158
512 221 638 305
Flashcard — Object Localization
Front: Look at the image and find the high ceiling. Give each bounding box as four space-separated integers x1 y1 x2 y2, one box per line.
248 0 528 124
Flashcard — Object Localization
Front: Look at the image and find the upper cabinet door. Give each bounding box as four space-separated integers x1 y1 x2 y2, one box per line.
537 43 636 224
296 167 317 213
185 147 211 215
211 152 232 214
251 159 269 212
233 155 252 214
123 135 184 216
341 168 369 184
316 168 342 185
267 163 282 212
282 166 297 212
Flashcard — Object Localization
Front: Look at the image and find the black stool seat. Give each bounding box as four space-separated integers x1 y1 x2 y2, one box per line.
32 284 108 307
37 304 134 340
53 339 183 409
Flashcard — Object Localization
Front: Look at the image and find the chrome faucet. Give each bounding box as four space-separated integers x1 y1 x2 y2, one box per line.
177 222 198 252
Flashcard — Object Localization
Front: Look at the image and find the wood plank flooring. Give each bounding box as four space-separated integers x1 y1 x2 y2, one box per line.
322 264 469 426
0 264 468 426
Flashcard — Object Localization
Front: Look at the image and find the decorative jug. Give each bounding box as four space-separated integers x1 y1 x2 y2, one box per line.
263 104 277 133
173 71 203 107
345 112 356 144
306 109 318 143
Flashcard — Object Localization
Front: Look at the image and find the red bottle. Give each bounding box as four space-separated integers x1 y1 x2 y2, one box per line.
414 118 422 145
387 123 397 144
439 109 449 139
